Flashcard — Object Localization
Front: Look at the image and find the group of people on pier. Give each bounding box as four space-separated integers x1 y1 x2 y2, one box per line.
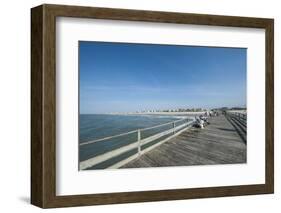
194 110 219 129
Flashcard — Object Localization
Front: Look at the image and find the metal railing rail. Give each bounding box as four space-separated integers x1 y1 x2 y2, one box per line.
80 118 187 146
80 129 138 146
79 117 195 170
227 111 247 122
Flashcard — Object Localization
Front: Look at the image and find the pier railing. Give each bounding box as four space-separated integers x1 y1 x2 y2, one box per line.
227 111 247 122
79 117 195 170
225 111 247 143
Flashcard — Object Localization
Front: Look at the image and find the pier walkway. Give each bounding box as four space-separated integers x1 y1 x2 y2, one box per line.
122 115 246 168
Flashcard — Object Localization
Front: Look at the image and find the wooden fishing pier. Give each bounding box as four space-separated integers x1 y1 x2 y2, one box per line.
122 113 246 168
79 112 247 170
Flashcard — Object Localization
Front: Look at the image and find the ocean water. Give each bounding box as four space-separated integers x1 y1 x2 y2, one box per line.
79 114 192 168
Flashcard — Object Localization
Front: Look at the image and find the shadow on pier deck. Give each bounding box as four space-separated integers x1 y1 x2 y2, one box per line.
122 115 246 168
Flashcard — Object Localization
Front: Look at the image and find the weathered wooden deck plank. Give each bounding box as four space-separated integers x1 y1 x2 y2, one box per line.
122 115 246 168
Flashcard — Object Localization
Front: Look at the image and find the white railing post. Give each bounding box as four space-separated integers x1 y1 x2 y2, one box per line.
137 129 141 156
173 122 175 134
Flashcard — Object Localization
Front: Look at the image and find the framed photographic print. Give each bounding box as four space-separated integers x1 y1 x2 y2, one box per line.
31 4 274 208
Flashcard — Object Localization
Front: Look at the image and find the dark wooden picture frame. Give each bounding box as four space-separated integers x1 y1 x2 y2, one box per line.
31 4 274 208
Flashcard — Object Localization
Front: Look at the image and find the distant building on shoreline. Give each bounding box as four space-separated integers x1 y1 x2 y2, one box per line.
109 106 246 115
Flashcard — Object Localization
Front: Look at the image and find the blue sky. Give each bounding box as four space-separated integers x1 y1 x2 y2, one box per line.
79 41 246 114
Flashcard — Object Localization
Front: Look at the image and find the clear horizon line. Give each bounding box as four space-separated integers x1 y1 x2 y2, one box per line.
80 107 247 115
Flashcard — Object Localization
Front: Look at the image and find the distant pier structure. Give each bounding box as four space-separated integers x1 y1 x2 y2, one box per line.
79 112 247 170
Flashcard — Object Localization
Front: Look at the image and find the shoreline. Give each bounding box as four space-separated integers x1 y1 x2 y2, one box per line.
80 110 246 116
107 111 207 116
